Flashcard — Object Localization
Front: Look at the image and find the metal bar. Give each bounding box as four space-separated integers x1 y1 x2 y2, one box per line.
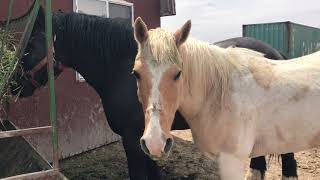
44 0 59 169
4 0 15 32
59 173 69 180
13 0 40 60
1 169 59 180
0 0 40 99
0 126 51 139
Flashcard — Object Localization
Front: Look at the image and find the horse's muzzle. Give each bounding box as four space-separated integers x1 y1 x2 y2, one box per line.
140 137 174 159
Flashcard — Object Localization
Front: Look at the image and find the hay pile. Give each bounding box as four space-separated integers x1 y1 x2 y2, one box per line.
0 28 18 102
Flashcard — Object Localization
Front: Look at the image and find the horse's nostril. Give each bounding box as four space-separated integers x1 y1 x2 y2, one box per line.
164 138 173 154
140 138 150 155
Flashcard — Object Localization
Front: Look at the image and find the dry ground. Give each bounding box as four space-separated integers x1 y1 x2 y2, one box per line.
61 130 320 180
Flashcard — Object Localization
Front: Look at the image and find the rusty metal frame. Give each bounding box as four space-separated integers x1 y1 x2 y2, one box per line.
2 169 63 180
0 126 52 138
0 0 62 179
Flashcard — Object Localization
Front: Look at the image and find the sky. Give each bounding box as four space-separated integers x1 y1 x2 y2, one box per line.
161 0 320 43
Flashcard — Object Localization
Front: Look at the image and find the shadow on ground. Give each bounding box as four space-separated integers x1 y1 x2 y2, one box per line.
60 135 220 180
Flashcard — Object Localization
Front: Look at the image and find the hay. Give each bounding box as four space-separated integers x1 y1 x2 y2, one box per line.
0 28 19 105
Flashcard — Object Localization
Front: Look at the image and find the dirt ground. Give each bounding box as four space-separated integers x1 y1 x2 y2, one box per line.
60 130 320 180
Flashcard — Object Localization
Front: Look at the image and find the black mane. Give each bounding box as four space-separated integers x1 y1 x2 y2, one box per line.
53 12 137 66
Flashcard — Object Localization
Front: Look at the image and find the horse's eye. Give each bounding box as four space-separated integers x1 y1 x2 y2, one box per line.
174 71 182 80
132 70 140 80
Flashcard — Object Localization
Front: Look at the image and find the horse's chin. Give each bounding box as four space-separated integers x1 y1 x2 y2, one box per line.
149 155 161 161
149 151 171 161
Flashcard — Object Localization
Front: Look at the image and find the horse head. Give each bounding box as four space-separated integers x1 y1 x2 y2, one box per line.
10 7 64 97
133 17 191 159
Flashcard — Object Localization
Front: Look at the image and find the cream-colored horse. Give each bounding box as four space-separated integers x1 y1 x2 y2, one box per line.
132 17 320 180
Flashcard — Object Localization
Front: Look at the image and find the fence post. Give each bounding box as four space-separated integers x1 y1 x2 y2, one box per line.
44 0 59 169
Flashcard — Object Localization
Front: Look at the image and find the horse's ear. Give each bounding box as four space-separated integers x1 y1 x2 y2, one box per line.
134 17 149 44
174 20 191 47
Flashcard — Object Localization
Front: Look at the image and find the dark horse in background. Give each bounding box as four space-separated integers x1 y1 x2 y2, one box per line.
4 6 298 180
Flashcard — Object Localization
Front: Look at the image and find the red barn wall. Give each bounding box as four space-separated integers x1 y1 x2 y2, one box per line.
0 0 161 161
0 0 160 28
127 0 160 28
0 0 73 21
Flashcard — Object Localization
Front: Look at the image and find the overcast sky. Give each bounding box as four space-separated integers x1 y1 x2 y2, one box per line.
161 0 320 43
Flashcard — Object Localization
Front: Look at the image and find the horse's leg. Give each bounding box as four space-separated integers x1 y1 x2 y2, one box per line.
122 130 161 180
218 153 245 180
246 156 266 180
281 153 298 180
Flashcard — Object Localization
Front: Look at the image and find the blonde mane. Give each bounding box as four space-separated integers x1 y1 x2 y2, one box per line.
144 28 181 66
146 28 240 106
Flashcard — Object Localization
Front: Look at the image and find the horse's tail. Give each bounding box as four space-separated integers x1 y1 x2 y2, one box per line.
279 51 288 60
267 154 281 165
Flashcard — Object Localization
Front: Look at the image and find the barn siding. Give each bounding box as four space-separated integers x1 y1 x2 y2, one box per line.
0 0 160 28
0 0 162 161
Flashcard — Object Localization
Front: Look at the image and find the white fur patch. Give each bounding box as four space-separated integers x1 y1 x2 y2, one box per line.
143 109 163 149
218 153 245 180
143 62 170 144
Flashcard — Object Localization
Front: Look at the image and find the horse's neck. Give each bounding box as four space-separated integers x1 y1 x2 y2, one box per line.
178 90 205 121
178 41 236 125
53 13 138 98
54 37 106 93
56 39 134 97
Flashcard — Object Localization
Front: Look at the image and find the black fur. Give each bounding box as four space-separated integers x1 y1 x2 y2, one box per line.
250 156 266 179
282 153 298 178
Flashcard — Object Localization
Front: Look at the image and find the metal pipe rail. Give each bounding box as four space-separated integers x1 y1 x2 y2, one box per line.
2 169 64 180
0 0 61 179
0 126 52 139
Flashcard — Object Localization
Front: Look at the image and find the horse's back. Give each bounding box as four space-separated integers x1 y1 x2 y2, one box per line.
291 50 320 63
231 50 320 157
274 50 320 78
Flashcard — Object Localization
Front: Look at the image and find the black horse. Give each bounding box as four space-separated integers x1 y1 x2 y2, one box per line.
6 7 298 180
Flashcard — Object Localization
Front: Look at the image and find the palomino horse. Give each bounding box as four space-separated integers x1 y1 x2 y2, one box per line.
3 4 297 178
133 17 320 180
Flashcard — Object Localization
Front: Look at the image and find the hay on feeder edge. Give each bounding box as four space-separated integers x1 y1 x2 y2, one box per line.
0 28 20 122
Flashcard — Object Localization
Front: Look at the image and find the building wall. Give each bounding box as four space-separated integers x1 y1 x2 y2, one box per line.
127 0 161 28
0 0 161 160
0 0 160 28
0 0 73 21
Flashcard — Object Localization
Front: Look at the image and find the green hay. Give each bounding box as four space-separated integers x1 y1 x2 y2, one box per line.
0 28 19 101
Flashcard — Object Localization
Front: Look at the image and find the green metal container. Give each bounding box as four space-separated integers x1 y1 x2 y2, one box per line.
243 21 320 58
